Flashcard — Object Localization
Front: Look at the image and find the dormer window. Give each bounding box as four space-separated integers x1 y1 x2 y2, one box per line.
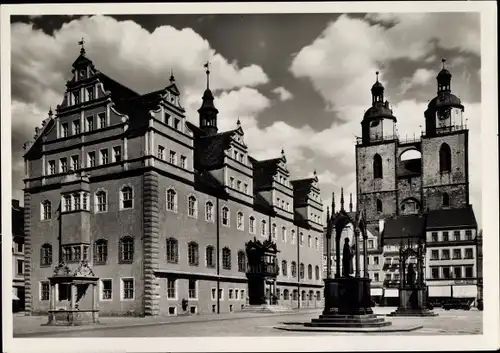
73 91 80 105
174 118 180 130
164 113 171 125
98 113 106 129
86 86 94 101
79 69 86 79
61 123 69 138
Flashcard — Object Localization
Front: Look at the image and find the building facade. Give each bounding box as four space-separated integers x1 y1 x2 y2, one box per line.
12 200 25 312
23 47 324 317
355 62 481 305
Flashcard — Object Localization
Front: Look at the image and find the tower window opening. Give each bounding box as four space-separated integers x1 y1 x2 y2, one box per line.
442 193 450 207
373 154 383 179
376 199 383 213
439 143 452 173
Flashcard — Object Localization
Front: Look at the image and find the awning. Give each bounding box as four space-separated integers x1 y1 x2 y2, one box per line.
371 288 383 296
12 288 20 300
453 285 477 298
384 288 398 298
428 285 451 297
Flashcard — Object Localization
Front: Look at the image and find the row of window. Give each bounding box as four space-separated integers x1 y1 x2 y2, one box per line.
371 143 453 180
60 112 107 139
157 146 189 169
228 177 250 195
430 248 474 260
280 260 321 280
210 287 246 301
163 112 183 132
275 196 291 212
40 278 135 302
229 148 247 166
430 266 474 279
430 230 473 242
46 146 122 175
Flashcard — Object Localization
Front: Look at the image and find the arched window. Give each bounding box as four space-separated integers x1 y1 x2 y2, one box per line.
249 216 255 233
222 247 231 270
373 154 383 179
96 190 107 212
187 195 198 218
299 232 304 246
222 207 229 226
301 290 306 301
291 230 296 244
261 220 267 237
40 243 52 266
315 265 320 280
272 223 277 239
206 245 215 268
41 200 52 220
188 242 199 266
283 289 290 300
282 260 288 276
237 251 246 272
119 236 134 263
299 263 305 279
443 193 450 207
281 227 287 242
166 188 177 212
291 261 297 277
439 143 452 173
308 235 312 247
315 237 319 249
121 186 133 209
166 238 178 264
376 199 383 213
237 211 244 230
205 201 214 222
308 264 313 279
309 290 314 301
94 239 108 264
292 289 298 301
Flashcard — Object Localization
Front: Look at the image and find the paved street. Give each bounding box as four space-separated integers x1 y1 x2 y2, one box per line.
14 307 482 337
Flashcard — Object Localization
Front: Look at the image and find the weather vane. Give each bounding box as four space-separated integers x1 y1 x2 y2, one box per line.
204 61 210 89
78 37 86 55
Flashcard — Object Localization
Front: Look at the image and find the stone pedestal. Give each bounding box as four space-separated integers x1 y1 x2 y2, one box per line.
388 287 438 317
308 277 391 328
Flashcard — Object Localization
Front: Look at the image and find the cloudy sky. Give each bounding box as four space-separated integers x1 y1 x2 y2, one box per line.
10 13 482 225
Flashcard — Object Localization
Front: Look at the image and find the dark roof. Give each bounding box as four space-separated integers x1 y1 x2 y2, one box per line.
427 92 463 110
363 103 397 122
437 68 452 79
194 170 227 196
250 157 282 190
120 90 163 137
382 214 426 246
194 130 236 171
397 158 422 177
426 206 477 230
291 178 317 205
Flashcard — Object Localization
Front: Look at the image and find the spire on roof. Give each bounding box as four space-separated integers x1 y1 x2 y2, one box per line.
340 187 345 210
237 116 241 127
204 61 210 90
349 193 353 212
48 106 53 118
169 68 175 84
331 191 335 214
78 37 86 56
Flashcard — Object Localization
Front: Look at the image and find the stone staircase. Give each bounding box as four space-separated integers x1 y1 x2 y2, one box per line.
241 304 293 313
306 313 391 328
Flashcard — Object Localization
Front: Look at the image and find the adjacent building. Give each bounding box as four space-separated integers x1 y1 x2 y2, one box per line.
355 62 481 305
22 47 324 317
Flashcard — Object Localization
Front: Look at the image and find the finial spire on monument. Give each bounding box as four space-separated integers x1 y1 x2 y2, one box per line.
340 187 345 211
331 191 335 214
349 193 353 212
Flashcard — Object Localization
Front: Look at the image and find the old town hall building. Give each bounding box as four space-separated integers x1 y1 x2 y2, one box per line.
22 46 324 316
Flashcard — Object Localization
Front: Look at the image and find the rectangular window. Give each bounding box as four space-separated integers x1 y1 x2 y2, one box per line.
442 267 450 279
73 120 81 135
218 289 223 300
465 248 473 259
88 151 96 167
167 278 176 299
48 160 56 175
98 112 106 129
465 230 473 240
87 86 94 101
188 279 197 299
431 232 438 242
180 156 187 169
101 279 112 300
40 282 50 301
73 193 81 210
73 91 80 105
431 267 439 279
229 289 234 300
61 123 69 138
211 288 216 300
244 183 248 194
164 113 171 125
86 116 93 131
174 118 180 130
240 289 245 300
453 249 461 259
442 249 450 260
122 278 134 300
453 231 460 241
169 150 177 165
465 266 473 278
431 250 439 260
374 273 379 281
16 241 23 253
113 146 122 162
71 155 79 171
100 149 108 165
453 267 462 279
368 240 374 249
157 145 165 160
60 158 68 173
16 259 24 275
374 256 379 265
442 232 449 242
64 195 72 212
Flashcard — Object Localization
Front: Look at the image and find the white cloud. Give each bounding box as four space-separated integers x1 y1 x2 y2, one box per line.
400 68 437 94
272 86 294 101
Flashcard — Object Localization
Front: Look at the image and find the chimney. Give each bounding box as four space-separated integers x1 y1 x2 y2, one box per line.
12 199 20 209
378 218 385 234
